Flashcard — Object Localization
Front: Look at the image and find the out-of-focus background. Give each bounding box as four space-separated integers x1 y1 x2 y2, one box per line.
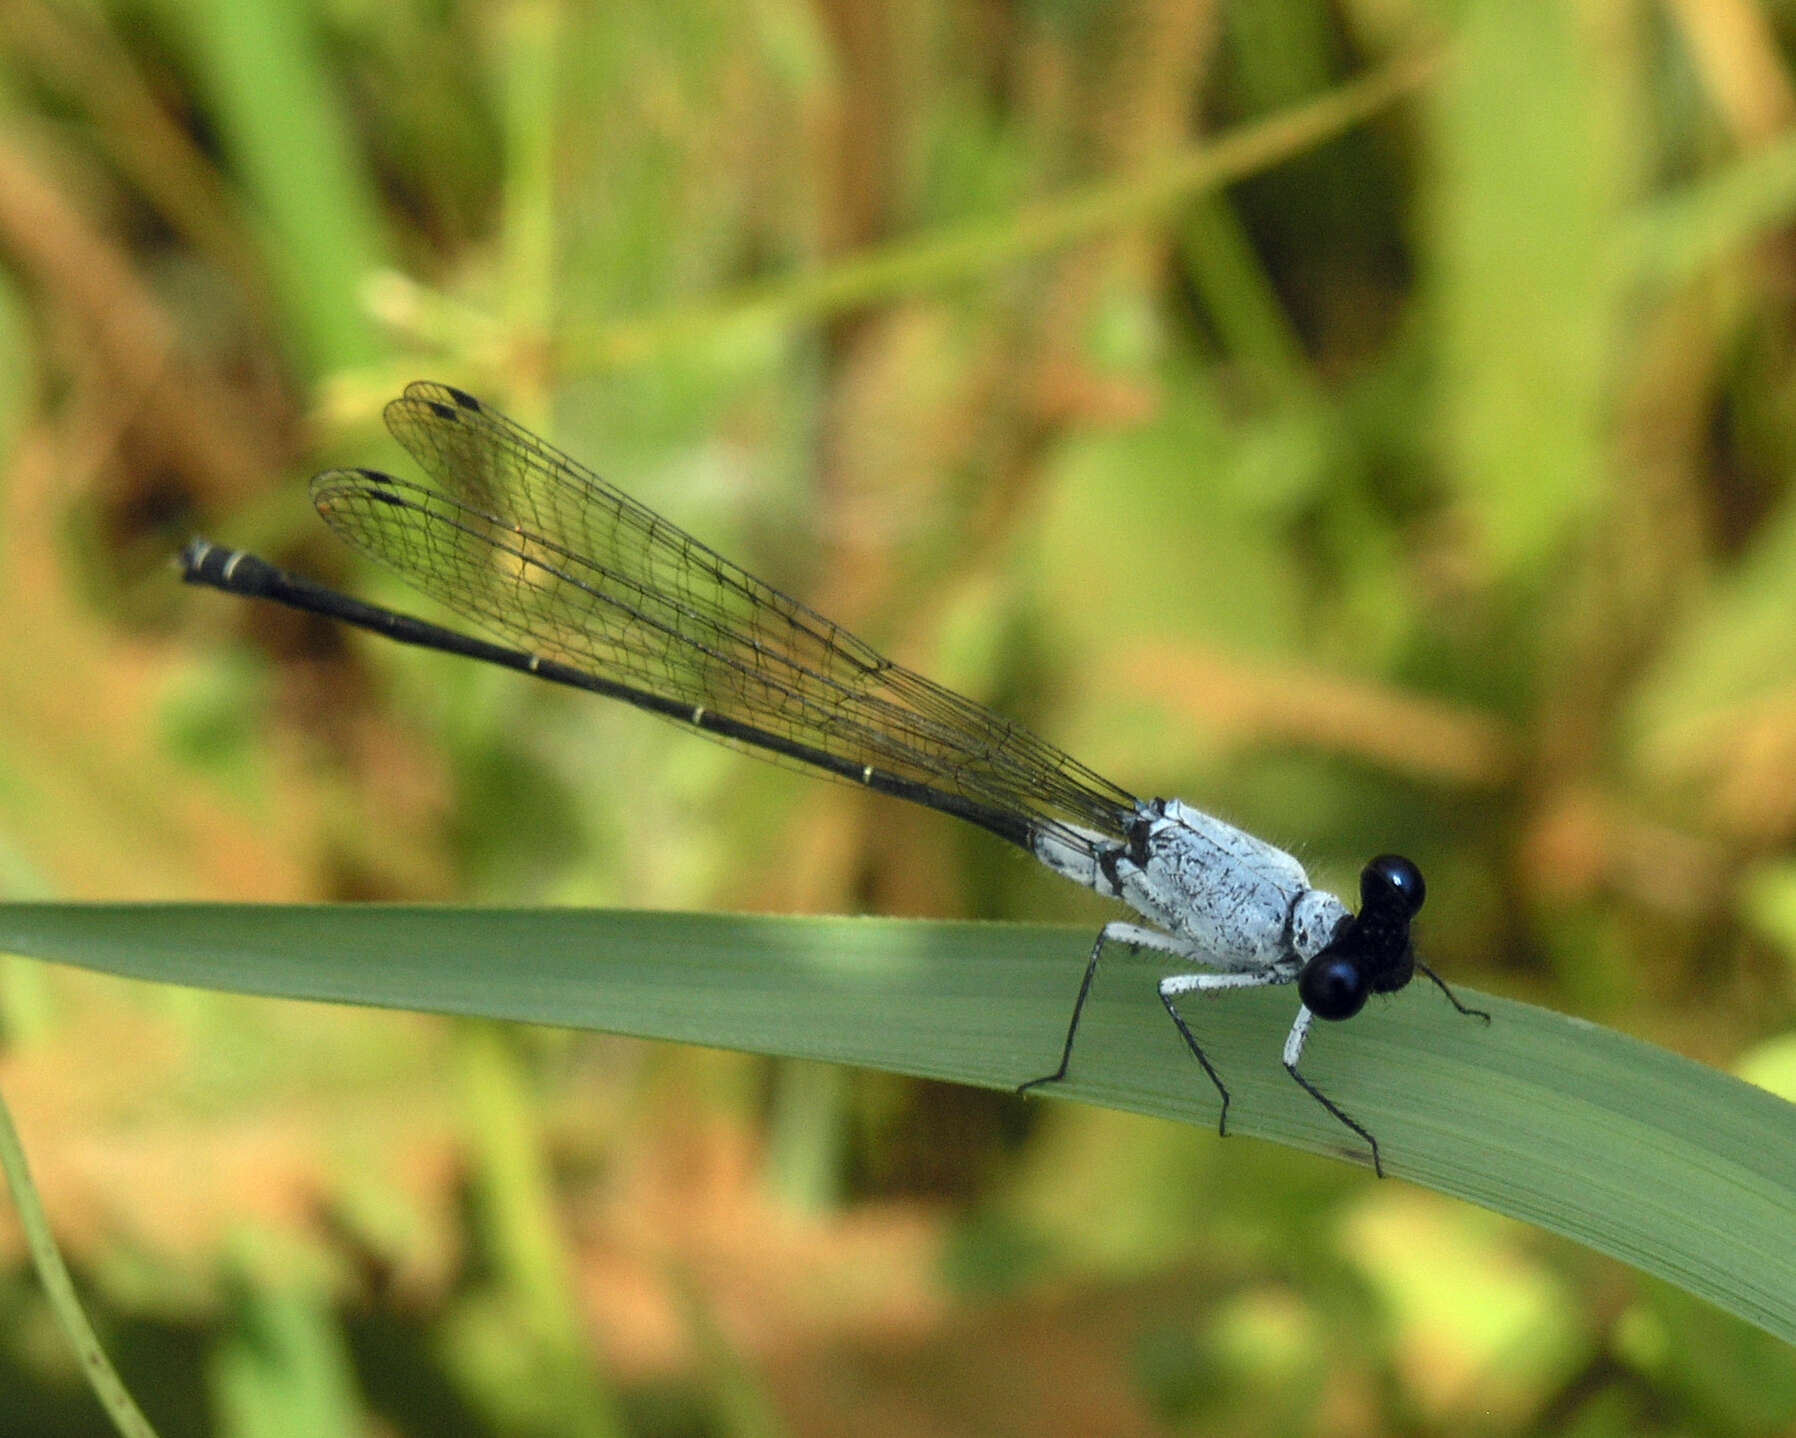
2 0 1796 1433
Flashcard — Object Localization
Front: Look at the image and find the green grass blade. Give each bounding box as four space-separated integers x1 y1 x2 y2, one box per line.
1 903 1792 1344
0 1083 162 1437
561 50 1439 370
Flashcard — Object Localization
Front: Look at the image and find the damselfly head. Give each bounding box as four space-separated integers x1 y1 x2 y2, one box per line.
1297 854 1425 1021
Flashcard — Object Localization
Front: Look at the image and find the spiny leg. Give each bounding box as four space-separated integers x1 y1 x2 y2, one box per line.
1018 922 1191 1093
1159 970 1291 1138
1281 1007 1385 1178
1416 962 1492 1024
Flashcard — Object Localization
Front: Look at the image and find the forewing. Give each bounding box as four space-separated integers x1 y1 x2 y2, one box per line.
310 381 1135 846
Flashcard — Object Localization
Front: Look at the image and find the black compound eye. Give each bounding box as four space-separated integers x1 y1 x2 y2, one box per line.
1298 953 1370 1021
1362 854 1425 917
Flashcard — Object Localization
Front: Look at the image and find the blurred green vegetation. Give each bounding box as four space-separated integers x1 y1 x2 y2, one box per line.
2 0 1796 1434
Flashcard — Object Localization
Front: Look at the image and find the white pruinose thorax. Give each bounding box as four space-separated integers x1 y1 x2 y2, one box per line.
1031 797 1351 972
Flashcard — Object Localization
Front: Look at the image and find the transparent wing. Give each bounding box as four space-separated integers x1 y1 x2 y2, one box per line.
310 381 1137 852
